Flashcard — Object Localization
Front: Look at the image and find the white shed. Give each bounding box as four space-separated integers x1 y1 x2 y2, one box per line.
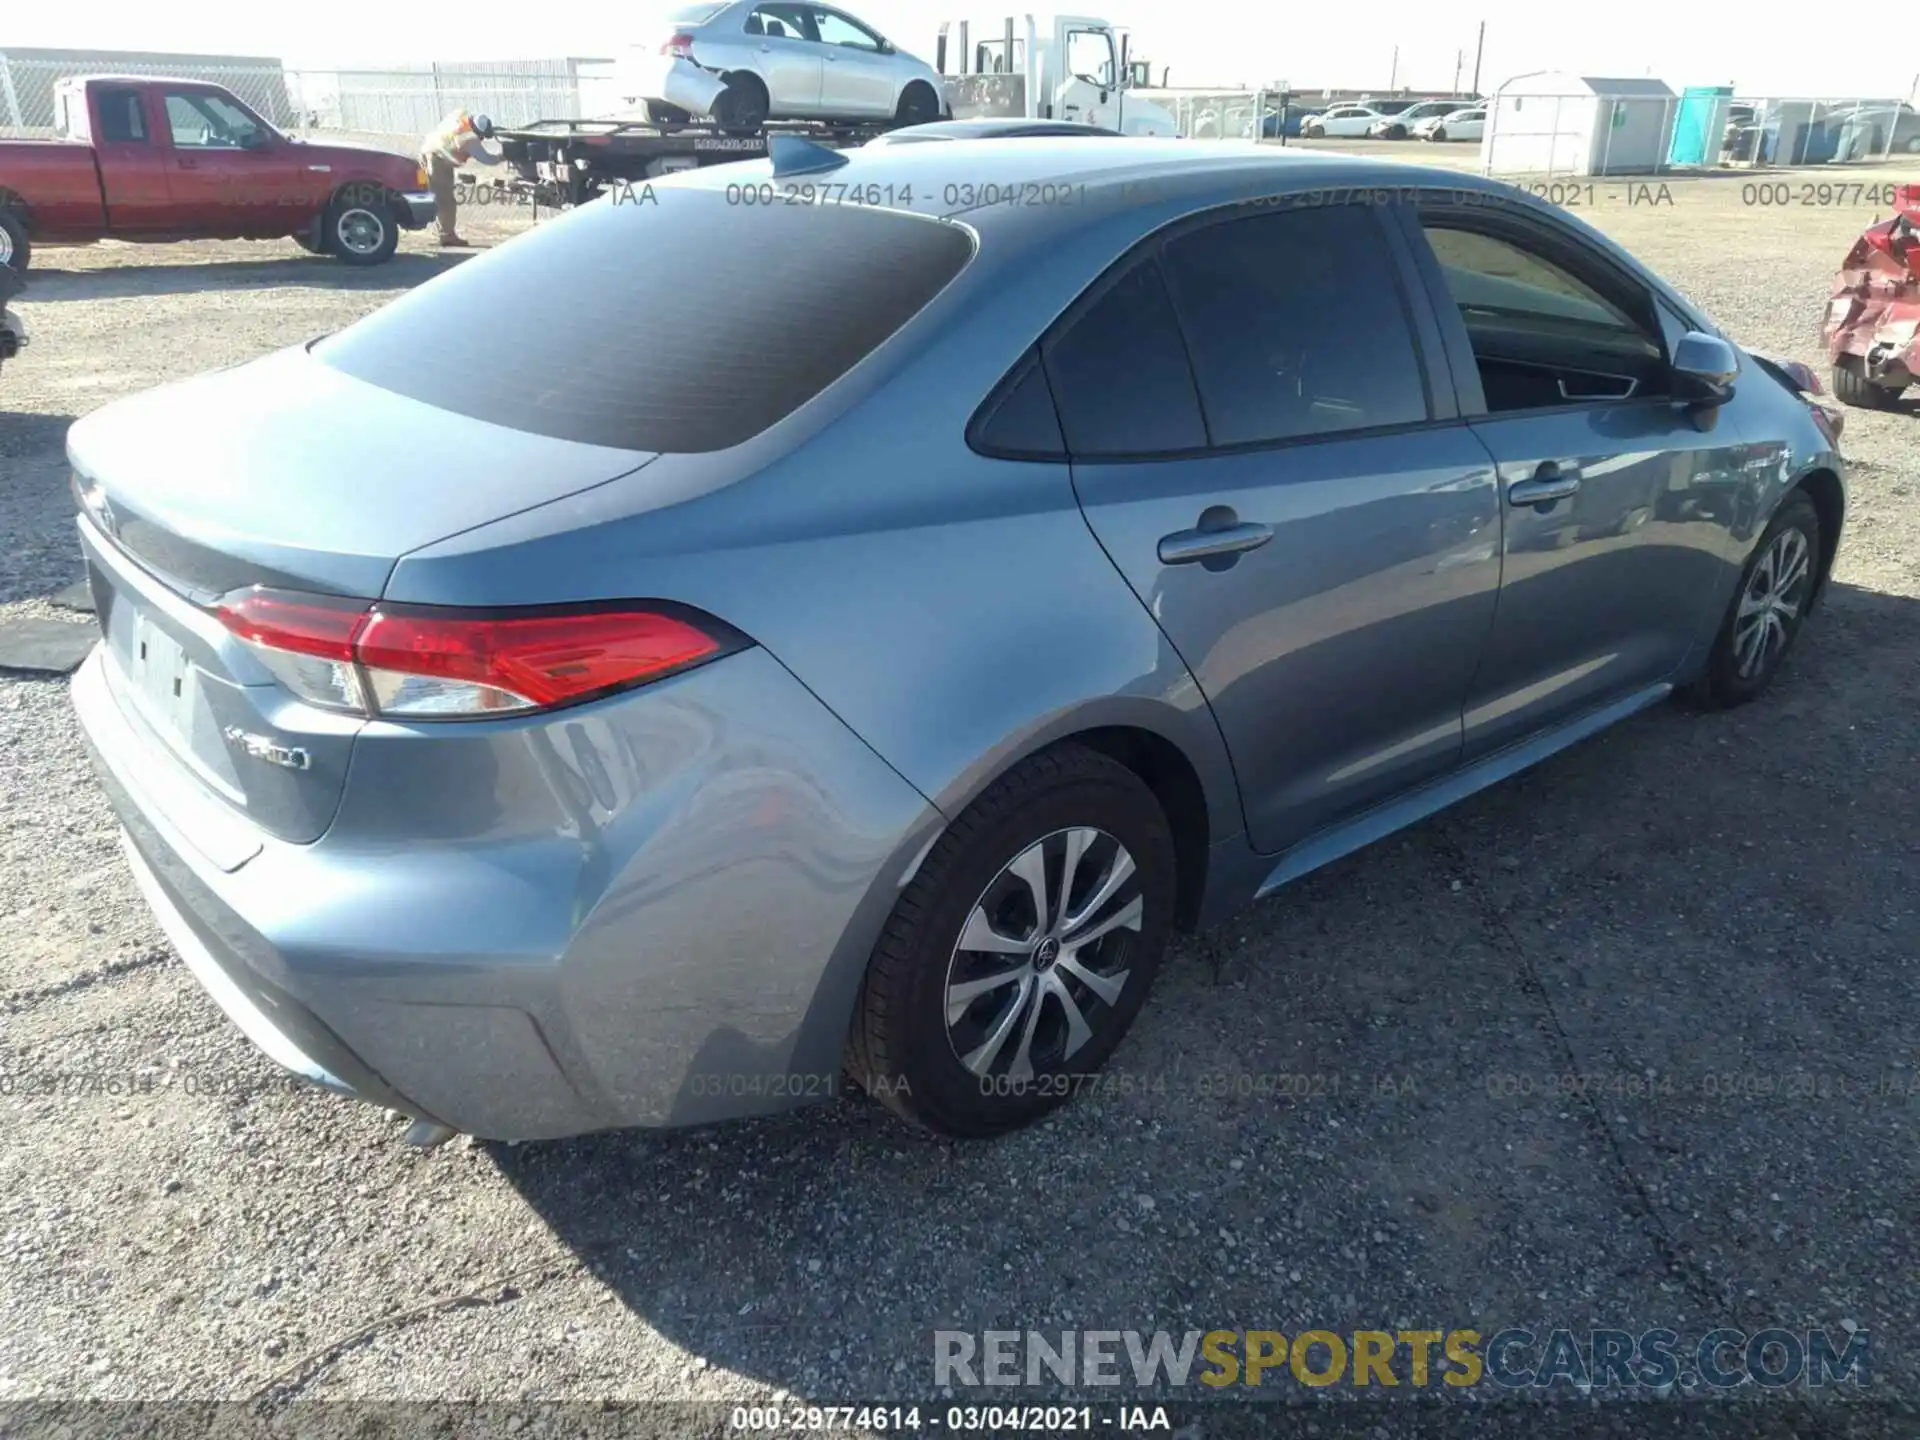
1480 73 1678 176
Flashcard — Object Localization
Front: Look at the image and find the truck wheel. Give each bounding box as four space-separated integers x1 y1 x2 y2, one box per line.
325 191 398 266
1832 355 1904 410
713 74 769 136
895 81 940 127
0 208 28 274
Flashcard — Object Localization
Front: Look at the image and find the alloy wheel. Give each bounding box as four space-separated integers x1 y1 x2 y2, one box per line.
1734 526 1812 680
335 208 387 256
943 826 1143 1082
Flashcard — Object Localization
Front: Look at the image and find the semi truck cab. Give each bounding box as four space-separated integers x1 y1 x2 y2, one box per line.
934 14 1177 136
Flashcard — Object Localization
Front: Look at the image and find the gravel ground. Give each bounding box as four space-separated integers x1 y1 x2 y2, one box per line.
1 163 1917 1437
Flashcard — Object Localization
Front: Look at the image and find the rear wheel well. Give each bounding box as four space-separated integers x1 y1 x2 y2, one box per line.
1065 727 1211 931
1795 469 1844 607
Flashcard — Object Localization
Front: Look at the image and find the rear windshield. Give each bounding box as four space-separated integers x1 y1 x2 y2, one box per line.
314 191 974 452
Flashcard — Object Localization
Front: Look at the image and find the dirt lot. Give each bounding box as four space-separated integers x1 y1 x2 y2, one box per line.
1 154 1918 1436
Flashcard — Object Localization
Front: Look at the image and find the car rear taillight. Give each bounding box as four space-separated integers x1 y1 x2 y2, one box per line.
212 588 737 720
661 31 696 57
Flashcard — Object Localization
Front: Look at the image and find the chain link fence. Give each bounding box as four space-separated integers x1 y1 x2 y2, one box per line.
0 52 294 135
0 52 626 152
1129 88 1275 140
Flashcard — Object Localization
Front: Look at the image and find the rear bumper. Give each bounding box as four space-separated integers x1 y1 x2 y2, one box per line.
395 191 437 229
624 55 729 117
73 641 939 1140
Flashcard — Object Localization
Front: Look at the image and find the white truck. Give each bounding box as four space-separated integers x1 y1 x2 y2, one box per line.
933 14 1178 136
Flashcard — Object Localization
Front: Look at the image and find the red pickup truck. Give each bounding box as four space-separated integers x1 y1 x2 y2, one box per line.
0 76 437 271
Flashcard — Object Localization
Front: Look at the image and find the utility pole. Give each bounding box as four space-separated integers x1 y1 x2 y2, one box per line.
1470 21 1485 95
1453 50 1463 94
1389 45 1398 92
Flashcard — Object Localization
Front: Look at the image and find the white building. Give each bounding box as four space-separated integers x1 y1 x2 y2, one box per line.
1480 73 1678 176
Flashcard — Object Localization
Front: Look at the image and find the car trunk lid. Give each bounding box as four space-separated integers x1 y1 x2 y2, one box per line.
68 344 656 846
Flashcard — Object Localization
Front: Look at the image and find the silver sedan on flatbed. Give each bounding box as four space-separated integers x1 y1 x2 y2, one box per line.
630 0 947 132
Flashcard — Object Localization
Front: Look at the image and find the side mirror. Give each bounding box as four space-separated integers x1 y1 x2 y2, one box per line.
239 129 273 151
1672 331 1737 430
1672 331 1737 405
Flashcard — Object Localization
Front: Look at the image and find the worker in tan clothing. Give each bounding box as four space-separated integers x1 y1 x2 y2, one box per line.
421 110 504 247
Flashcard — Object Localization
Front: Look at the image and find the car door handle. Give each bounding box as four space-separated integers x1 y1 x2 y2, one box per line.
176 157 198 169
1507 466 1582 508
1158 521 1274 565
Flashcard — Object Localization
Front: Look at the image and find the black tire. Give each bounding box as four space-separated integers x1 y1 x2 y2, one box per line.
712 74 769 136
1427 127 1447 143
0 207 29 274
847 744 1178 1138
894 81 940 127
1831 355 1904 409
1687 490 1821 709
645 100 691 129
324 187 399 265
1303 122 1325 138
1905 134 1920 154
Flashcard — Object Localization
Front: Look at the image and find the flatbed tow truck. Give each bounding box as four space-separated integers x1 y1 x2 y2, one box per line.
485 12 1172 208
489 117 900 208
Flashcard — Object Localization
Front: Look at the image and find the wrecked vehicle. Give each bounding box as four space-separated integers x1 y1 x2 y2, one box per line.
629 1 947 132
1822 182 1920 409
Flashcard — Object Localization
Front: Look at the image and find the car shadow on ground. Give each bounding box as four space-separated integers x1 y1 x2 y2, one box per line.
486 578 1920 1407
0 413 85 597
12 251 474 302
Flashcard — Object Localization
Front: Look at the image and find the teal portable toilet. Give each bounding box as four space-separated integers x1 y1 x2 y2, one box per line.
1670 84 1734 165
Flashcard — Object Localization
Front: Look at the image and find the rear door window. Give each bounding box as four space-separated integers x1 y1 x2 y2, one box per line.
314 193 974 453
1158 205 1430 446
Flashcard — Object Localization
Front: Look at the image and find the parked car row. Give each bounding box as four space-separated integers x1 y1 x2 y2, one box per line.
1297 96 1485 142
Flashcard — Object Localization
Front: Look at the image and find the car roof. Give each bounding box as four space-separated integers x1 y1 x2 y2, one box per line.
678 136 1507 221
868 119 1122 144
62 74 230 88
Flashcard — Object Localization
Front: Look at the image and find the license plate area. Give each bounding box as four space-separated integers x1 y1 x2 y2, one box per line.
123 607 199 751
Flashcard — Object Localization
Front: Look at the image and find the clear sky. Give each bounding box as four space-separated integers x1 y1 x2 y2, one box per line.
6 1 1913 101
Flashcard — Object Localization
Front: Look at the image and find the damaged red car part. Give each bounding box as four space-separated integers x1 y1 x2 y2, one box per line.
1821 183 1920 410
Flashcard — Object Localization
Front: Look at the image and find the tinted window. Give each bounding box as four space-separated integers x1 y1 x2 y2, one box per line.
316 194 973 453
1159 205 1429 446
969 349 1065 459
95 89 148 143
1043 260 1206 458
